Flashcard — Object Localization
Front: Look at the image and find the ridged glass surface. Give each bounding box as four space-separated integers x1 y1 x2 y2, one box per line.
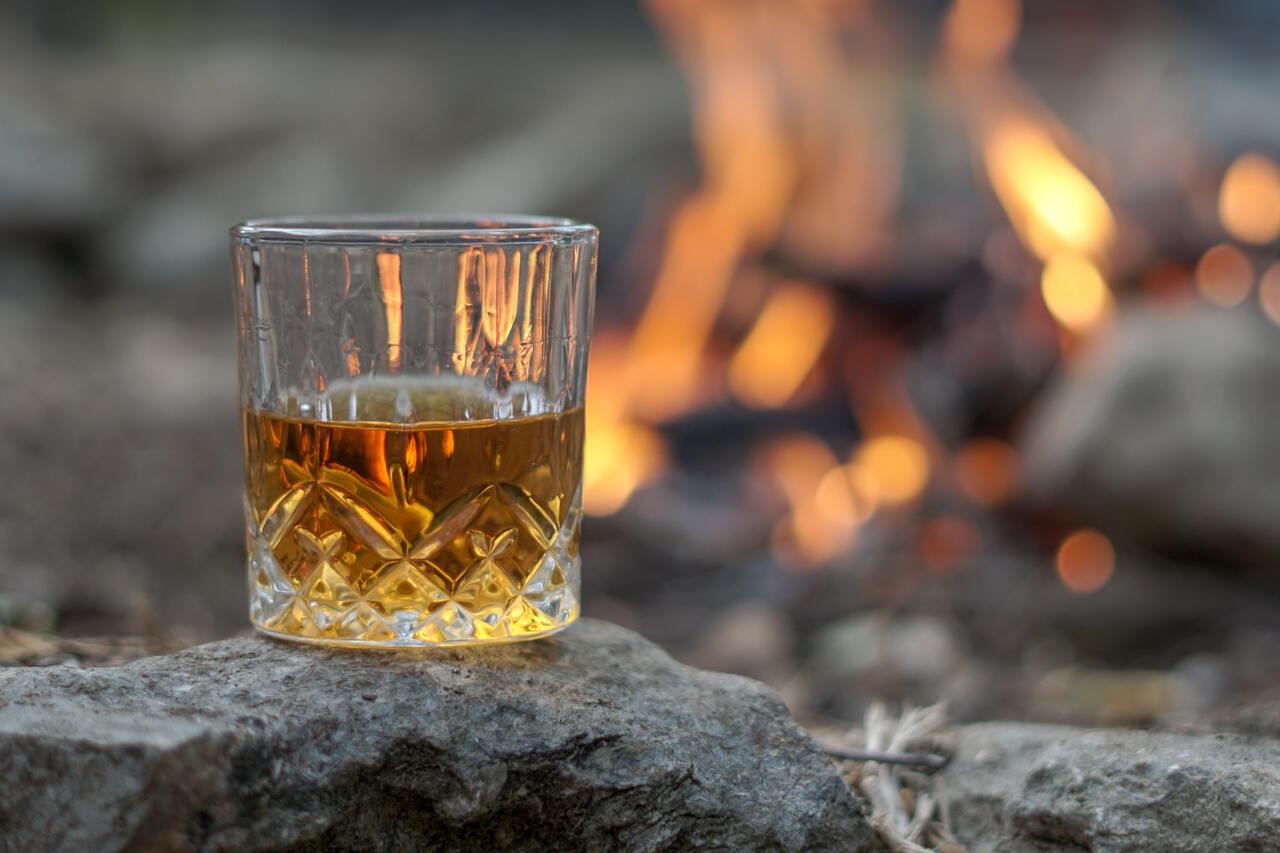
231 217 596 646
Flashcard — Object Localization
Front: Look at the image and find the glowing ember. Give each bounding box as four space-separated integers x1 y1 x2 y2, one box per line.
1056 528 1115 594
1141 262 1194 303
852 435 929 506
983 119 1116 263
1259 263 1280 325
919 514 980 573
1218 152 1280 245
1195 243 1253 308
953 438 1019 506
1040 254 1112 334
729 282 834 408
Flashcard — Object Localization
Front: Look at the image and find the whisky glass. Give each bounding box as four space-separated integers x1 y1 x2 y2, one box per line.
230 216 597 647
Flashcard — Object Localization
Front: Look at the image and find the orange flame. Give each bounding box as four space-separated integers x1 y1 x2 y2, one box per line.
586 0 900 509
1040 254 1112 334
583 333 669 515
729 282 834 408
938 0 1117 339
623 0 898 420
628 0 797 420
625 195 752 419
941 0 1020 67
582 421 667 516
983 119 1116 264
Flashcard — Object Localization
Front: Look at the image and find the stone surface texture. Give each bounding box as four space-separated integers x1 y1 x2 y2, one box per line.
1021 306 1280 564
942 722 1280 852
0 619 869 852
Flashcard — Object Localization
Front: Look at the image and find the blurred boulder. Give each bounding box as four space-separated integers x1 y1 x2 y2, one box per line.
1202 691 1280 738
789 611 967 720
812 611 962 684
1031 666 1201 727
0 303 243 640
682 600 795 688
0 101 129 231
101 139 368 301
1021 306 1280 565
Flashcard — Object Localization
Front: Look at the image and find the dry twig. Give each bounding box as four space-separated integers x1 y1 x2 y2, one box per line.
829 703 965 853
819 744 949 771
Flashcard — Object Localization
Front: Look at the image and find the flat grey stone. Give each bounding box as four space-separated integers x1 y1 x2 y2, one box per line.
0 619 869 852
942 722 1280 852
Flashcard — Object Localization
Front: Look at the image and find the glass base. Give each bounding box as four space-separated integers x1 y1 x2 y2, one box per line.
248 567 580 648
252 615 577 649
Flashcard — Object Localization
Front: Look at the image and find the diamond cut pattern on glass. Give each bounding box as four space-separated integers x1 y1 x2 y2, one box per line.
247 480 580 645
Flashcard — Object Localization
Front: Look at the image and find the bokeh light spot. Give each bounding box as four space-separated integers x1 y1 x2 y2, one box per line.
1056 528 1115 594
954 438 1019 505
853 435 929 505
1259 263 1280 326
1219 152 1280 245
1195 243 1253 308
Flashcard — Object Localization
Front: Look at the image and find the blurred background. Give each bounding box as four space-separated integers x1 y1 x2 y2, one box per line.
3 0 1280 729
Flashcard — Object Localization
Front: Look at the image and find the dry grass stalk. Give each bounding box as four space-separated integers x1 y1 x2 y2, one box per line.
0 627 183 667
831 702 965 853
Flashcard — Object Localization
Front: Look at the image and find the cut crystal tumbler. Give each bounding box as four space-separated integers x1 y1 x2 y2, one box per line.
231 216 597 647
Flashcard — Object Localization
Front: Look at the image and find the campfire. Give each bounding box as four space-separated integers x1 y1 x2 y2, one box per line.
581 0 1280 591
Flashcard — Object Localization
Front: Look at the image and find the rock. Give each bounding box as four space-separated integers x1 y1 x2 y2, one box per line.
791 611 967 720
100 138 368 302
0 303 244 640
1030 666 1200 727
1200 690 1280 739
812 613 962 683
1020 306 1280 565
0 619 870 852
390 62 687 216
942 722 1280 852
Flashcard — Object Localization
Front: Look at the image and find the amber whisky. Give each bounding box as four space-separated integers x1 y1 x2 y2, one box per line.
241 388 584 646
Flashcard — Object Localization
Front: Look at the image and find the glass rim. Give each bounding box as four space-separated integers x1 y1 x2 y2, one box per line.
230 214 598 245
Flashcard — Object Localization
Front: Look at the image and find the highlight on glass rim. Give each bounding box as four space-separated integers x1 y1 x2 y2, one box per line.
4 2 1279 849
